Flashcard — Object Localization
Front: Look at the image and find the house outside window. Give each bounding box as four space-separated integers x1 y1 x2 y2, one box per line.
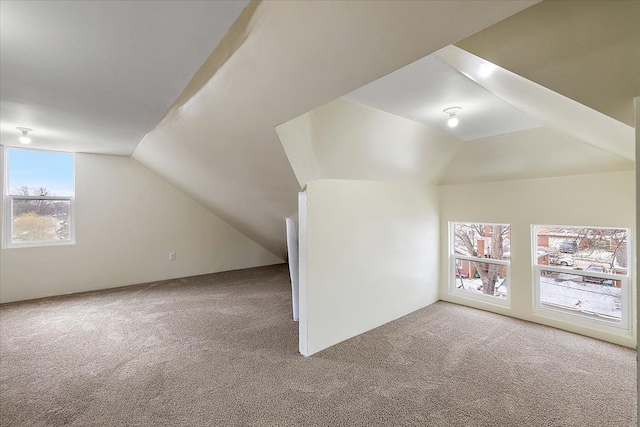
450 222 511 306
3 147 75 248
532 225 631 332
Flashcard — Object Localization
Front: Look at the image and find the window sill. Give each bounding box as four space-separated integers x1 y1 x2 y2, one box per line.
532 305 632 336
449 288 512 308
3 240 76 250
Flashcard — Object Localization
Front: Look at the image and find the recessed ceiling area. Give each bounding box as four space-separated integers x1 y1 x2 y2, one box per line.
280 44 634 191
340 44 634 160
344 54 541 141
0 0 249 155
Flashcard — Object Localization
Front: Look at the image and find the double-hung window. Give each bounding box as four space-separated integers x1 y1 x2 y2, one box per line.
450 222 511 305
3 147 75 248
532 225 631 331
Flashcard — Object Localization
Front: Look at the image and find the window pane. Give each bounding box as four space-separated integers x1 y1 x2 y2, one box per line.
454 260 508 299
11 200 71 243
535 226 627 275
7 148 74 196
453 223 510 261
539 270 621 322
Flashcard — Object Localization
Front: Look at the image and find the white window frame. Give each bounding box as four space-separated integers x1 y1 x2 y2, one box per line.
2 146 76 249
531 225 631 333
450 222 511 307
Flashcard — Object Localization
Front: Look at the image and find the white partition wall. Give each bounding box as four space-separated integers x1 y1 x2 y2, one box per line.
299 179 440 356
298 191 309 355
285 217 300 321
634 97 639 421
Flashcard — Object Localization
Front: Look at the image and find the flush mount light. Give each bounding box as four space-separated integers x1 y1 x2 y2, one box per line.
443 107 462 128
17 127 32 144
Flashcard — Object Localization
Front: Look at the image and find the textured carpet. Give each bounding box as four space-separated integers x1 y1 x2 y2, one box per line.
0 264 636 426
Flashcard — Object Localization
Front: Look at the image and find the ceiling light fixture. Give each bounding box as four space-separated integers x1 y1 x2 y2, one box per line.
443 107 462 128
17 127 32 144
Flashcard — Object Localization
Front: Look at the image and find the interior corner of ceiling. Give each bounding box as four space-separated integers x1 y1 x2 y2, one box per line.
434 138 466 184
150 0 262 130
129 130 153 160
276 111 322 190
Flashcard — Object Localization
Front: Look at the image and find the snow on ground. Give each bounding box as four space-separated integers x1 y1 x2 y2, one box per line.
540 276 620 320
455 278 507 299
455 275 621 321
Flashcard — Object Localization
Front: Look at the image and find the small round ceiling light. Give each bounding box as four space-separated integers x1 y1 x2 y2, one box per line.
17 127 32 144
443 107 462 128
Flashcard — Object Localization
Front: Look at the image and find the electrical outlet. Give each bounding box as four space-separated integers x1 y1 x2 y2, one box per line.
169 252 176 261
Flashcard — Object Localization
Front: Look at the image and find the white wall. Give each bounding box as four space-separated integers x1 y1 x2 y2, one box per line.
440 127 633 185
300 179 440 356
634 96 639 424
439 171 636 347
277 98 462 189
0 152 283 303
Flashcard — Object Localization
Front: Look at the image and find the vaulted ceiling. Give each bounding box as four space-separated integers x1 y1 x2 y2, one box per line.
278 46 634 189
1 0 637 259
456 0 640 127
344 54 542 142
131 1 536 257
0 0 249 155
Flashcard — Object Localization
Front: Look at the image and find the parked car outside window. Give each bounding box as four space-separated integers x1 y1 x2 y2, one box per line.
584 265 607 284
557 257 574 267
559 241 577 254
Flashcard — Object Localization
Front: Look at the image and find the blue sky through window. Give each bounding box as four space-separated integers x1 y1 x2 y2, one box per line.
7 148 74 196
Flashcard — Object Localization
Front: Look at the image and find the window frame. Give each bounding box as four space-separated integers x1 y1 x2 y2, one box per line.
449 222 512 307
2 146 76 249
531 224 631 333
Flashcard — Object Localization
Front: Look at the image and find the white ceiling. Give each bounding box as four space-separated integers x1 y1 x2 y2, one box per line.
436 45 634 160
0 0 249 155
456 0 640 128
279 45 633 193
132 1 537 257
344 54 541 141
3 0 631 261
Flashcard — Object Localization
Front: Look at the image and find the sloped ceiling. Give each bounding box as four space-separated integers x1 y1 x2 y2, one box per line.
455 0 640 127
132 0 537 257
279 45 634 189
435 46 634 161
0 0 249 155
344 55 541 141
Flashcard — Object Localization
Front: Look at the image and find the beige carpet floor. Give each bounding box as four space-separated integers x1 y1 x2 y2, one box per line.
0 264 636 426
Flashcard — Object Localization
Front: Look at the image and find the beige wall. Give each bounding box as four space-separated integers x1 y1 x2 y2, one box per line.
439 171 636 348
299 179 440 356
0 151 282 303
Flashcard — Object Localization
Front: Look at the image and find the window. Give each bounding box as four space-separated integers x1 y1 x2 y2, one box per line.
3 147 75 248
532 225 631 331
450 222 511 305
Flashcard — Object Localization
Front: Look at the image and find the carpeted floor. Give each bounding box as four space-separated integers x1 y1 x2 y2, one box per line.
0 264 636 426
